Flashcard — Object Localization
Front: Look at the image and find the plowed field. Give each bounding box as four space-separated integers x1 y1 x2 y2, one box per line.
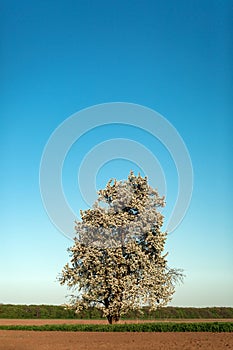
0 319 232 350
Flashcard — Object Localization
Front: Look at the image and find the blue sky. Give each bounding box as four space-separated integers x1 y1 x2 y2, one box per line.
1 0 232 306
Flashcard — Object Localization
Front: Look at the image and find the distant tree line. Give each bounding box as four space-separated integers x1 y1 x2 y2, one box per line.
0 304 233 319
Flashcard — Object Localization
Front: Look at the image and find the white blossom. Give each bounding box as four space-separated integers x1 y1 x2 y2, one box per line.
59 171 183 324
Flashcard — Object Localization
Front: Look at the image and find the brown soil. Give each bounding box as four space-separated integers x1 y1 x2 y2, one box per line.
0 330 233 350
1 319 232 350
0 318 233 325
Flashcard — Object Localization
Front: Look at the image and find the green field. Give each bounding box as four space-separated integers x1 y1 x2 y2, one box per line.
0 322 232 332
1 304 233 320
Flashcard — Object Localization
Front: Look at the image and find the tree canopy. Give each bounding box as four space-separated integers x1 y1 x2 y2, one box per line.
60 171 183 324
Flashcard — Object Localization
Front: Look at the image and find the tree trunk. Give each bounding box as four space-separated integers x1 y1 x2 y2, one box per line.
107 315 113 324
107 315 120 324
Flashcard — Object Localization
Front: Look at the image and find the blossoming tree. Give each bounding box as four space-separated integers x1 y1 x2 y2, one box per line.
59 171 183 324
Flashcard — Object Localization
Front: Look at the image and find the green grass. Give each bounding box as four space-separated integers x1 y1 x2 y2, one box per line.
0 322 232 332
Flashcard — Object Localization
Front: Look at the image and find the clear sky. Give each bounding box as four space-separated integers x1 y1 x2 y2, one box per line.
1 0 232 307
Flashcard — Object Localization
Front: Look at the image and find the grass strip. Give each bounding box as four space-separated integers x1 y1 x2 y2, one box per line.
0 322 232 332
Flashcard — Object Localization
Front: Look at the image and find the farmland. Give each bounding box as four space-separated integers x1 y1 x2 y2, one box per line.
1 330 233 350
1 306 233 349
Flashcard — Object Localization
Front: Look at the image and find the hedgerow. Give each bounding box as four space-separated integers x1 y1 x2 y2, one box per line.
1 305 233 319
0 322 232 332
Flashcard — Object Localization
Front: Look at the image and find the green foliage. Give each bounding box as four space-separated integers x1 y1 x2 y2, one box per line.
0 304 76 319
151 307 233 320
0 322 232 332
1 305 233 319
123 306 233 320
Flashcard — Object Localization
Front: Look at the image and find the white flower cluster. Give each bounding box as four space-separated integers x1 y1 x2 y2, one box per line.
59 171 183 324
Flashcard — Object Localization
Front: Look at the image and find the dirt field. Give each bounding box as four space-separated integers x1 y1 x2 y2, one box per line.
0 320 232 350
0 330 233 350
1 318 233 325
